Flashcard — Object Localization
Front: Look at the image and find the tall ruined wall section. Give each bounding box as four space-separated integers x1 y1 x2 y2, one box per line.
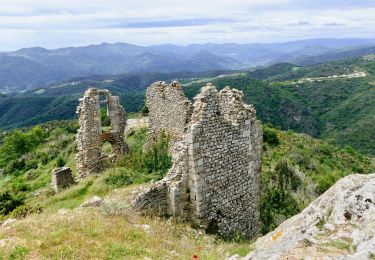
76 88 104 178
132 83 262 238
99 90 128 157
76 88 127 179
146 81 193 144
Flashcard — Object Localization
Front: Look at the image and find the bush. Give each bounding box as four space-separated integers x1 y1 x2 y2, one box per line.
143 133 172 174
101 107 111 127
314 172 342 194
117 131 172 181
10 204 42 219
0 126 46 167
0 191 24 216
263 127 280 146
56 156 66 167
105 168 137 187
260 159 302 233
4 159 26 174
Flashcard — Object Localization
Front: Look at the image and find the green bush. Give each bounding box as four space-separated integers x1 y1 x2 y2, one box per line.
118 132 172 174
105 168 137 187
10 204 42 219
56 156 67 167
100 107 111 127
0 191 24 216
260 159 302 234
9 246 29 260
0 126 46 167
314 172 341 194
263 127 280 146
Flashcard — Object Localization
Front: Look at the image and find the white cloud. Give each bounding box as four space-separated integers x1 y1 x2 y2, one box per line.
0 0 374 50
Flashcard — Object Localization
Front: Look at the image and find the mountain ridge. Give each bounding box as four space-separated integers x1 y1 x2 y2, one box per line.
2 38 375 93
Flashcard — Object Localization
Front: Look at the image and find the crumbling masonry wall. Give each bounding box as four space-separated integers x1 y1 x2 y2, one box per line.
76 88 127 179
132 83 263 238
146 81 193 145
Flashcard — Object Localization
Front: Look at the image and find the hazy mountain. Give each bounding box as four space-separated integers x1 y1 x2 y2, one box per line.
1 38 375 92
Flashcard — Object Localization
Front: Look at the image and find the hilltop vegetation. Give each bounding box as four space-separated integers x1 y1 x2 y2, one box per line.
0 121 373 258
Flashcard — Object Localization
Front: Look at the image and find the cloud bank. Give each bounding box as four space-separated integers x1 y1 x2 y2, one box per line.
1 0 374 50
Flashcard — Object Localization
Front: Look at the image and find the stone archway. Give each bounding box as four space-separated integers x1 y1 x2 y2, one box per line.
76 88 128 179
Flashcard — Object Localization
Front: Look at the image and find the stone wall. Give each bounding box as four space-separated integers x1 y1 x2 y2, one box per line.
76 88 127 179
132 83 263 238
51 167 75 193
146 81 193 145
76 88 104 178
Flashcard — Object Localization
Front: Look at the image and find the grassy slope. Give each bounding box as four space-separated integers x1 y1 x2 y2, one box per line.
0 121 373 258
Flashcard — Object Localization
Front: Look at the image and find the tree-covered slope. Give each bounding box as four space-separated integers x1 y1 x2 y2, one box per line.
183 58 375 155
1 57 374 155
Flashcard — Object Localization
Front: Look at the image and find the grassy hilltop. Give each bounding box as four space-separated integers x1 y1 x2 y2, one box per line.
0 120 373 258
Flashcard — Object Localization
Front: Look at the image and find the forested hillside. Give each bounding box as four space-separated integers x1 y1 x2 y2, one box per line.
183 58 375 155
1 57 374 155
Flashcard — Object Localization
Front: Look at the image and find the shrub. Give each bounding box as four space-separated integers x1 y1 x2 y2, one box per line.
0 191 24 216
9 246 29 260
260 159 302 233
100 107 111 127
105 168 137 187
10 204 42 219
314 172 341 194
117 131 172 182
56 156 67 167
143 133 172 174
25 160 38 171
263 127 280 146
4 159 26 174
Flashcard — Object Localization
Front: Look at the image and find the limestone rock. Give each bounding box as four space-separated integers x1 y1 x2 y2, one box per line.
80 196 102 208
1 218 17 229
242 173 375 260
133 224 152 233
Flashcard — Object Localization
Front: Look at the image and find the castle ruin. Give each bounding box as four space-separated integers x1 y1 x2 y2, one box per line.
132 82 263 238
76 88 127 179
145 81 193 147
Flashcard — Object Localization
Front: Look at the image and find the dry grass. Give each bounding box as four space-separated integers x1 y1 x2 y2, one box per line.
0 186 254 259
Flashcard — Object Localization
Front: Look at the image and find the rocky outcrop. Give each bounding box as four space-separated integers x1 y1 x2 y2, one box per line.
132 83 263 239
242 173 375 260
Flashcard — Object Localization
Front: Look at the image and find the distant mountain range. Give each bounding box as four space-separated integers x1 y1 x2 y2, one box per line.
1 38 375 92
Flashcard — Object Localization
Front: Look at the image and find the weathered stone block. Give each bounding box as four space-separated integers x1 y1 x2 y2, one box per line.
52 167 75 193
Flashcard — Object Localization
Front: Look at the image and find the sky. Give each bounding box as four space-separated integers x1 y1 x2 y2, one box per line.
1 0 375 51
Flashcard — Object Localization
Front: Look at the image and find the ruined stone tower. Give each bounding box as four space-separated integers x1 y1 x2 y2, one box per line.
132 82 262 238
76 88 127 179
146 81 193 146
